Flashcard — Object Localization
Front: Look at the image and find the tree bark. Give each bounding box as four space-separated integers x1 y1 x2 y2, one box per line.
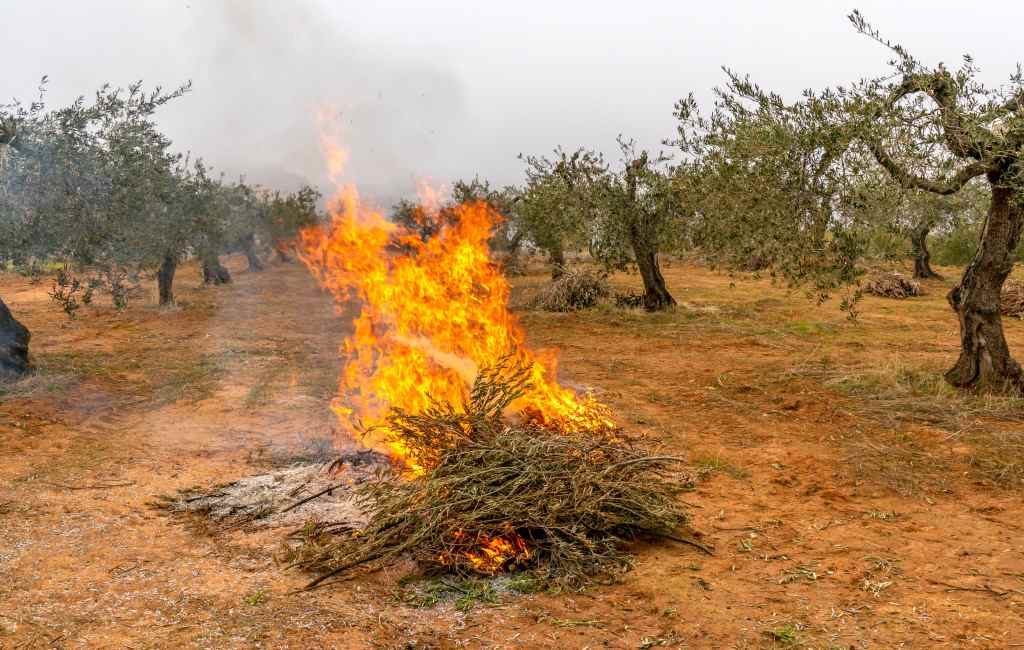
631 237 675 311
242 234 264 272
945 183 1024 392
0 297 30 378
549 245 566 279
201 254 232 285
158 255 177 306
911 223 941 279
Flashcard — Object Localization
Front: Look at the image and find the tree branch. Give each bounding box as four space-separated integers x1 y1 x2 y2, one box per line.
867 139 988 195
888 73 988 160
998 89 1024 114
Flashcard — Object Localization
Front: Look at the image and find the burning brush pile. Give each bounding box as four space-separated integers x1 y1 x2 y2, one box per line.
285 358 693 589
276 145 699 589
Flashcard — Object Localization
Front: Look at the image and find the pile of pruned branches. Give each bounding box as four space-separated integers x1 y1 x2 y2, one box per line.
287 358 699 590
863 272 921 299
1001 280 1024 318
529 270 609 312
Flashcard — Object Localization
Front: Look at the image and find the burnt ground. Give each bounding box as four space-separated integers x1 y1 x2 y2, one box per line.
2 255 1024 648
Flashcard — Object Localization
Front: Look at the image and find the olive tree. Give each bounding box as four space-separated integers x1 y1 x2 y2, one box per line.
680 13 1024 392
265 185 321 262
222 180 270 272
590 139 682 310
845 13 1024 391
517 149 602 278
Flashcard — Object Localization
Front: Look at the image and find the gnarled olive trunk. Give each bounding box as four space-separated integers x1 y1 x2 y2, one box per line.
242 234 264 272
945 184 1024 392
0 298 30 378
630 233 675 311
158 255 177 306
911 223 941 279
548 245 566 279
201 254 232 285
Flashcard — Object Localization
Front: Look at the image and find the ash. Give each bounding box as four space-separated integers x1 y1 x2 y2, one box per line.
163 450 391 530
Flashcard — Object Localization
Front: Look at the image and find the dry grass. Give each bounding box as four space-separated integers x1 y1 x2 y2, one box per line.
791 359 1024 430
791 359 1024 490
862 272 921 299
529 270 610 312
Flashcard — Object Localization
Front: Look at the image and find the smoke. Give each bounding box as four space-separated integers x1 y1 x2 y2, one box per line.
160 0 466 205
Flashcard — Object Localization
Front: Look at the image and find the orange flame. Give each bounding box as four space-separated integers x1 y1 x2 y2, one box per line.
437 529 531 573
298 139 612 473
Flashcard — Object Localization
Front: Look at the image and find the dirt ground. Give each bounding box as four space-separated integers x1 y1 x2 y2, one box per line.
2 256 1024 649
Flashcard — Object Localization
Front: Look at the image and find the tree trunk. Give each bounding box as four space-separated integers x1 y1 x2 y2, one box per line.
632 239 675 311
911 223 941 279
158 255 177 306
202 254 232 285
549 245 565 279
243 234 264 272
945 183 1024 392
0 298 30 378
275 246 293 264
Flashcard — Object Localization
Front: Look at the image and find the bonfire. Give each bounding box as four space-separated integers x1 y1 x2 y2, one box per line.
285 142 700 588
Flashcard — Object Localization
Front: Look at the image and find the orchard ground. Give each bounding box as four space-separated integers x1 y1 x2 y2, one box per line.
2 256 1023 648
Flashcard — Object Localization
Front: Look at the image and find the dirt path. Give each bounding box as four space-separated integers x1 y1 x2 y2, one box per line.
2 258 1023 648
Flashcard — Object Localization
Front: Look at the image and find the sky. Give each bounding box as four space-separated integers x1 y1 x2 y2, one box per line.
3 0 1022 206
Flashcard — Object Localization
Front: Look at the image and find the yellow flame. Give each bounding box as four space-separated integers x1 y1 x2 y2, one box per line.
299 136 613 472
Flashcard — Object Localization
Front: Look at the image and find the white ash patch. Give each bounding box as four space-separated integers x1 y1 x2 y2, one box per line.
163 450 390 530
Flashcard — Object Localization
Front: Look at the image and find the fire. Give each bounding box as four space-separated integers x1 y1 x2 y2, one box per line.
298 140 613 473
438 529 531 573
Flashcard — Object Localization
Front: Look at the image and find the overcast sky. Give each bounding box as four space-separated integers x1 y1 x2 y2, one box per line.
3 1 1022 205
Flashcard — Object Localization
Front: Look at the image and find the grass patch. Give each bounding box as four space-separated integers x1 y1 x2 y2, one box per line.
791 359 1024 430
764 623 801 646
151 356 224 404
693 456 750 481
839 430 952 495
791 358 1024 491
0 368 78 400
785 320 836 337
965 429 1024 487
396 575 500 611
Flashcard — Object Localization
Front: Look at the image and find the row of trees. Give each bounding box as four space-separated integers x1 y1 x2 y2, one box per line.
432 12 1021 394
0 79 320 376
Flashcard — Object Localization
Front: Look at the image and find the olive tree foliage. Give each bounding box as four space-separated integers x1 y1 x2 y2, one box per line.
221 180 270 272
265 185 322 262
678 12 1024 393
672 86 870 309
880 181 988 278
516 149 603 278
1 79 192 311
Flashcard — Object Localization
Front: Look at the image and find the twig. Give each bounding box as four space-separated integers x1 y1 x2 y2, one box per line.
280 482 348 513
927 578 1013 597
657 532 715 555
42 481 135 491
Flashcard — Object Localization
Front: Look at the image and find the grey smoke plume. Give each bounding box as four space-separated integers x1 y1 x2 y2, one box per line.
174 1 467 204
4 0 1022 205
